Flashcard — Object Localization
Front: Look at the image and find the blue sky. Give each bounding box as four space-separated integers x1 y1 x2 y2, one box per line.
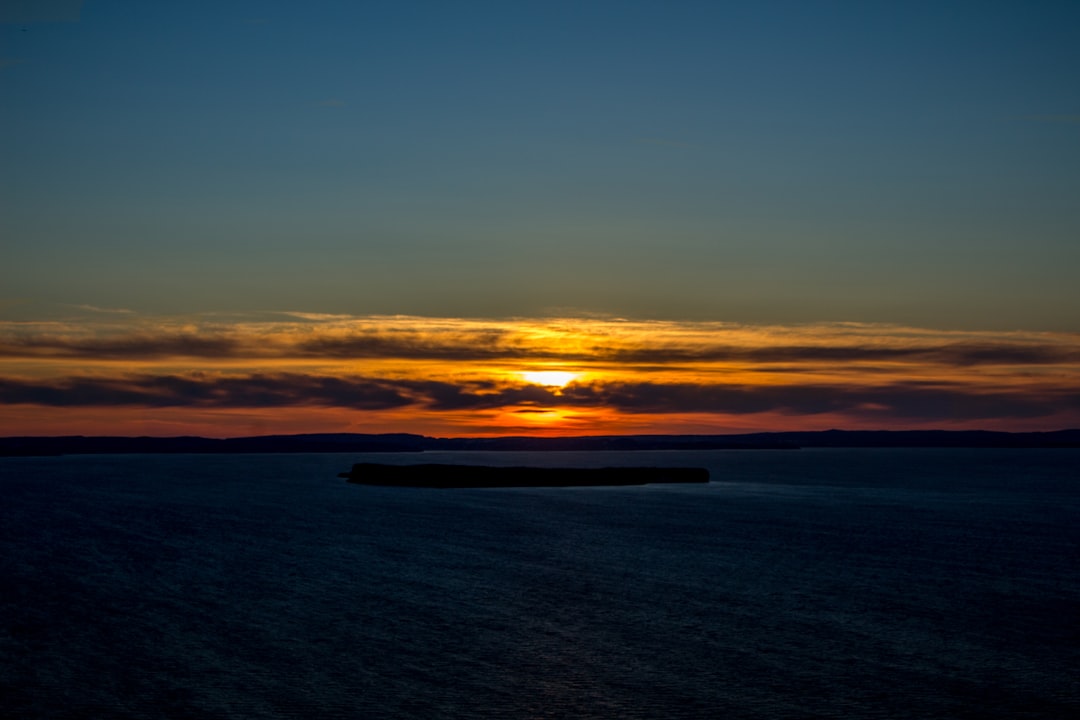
3 0 1079 328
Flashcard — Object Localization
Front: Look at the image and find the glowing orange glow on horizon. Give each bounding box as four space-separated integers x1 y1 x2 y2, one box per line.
2 311 1079 437
521 370 578 387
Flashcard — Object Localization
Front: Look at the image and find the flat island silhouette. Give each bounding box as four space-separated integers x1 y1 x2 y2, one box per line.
338 463 710 489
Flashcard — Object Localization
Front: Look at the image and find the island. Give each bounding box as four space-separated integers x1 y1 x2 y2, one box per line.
338 463 710 489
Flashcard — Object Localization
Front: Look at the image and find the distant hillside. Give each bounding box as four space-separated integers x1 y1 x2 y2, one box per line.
2 429 1078 456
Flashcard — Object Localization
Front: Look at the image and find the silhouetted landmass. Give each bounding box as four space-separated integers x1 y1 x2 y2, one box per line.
1 429 1078 456
0 434 425 456
339 463 710 488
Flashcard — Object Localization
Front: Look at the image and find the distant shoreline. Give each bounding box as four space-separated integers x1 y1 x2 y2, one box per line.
1 429 1078 456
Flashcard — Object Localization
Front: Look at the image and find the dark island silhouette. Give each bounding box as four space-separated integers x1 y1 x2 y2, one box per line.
339 462 710 489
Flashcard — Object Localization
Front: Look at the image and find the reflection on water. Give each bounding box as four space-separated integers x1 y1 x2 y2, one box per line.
2 449 1078 718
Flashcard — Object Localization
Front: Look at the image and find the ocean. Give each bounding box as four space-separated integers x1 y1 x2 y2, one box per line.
2 449 1077 719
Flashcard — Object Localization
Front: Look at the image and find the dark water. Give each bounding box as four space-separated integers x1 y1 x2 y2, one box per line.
2 449 1078 719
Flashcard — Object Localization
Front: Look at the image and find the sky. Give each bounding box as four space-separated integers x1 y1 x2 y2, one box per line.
2 0 1079 437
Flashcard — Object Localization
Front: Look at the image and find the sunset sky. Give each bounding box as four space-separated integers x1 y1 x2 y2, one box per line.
2 1 1079 437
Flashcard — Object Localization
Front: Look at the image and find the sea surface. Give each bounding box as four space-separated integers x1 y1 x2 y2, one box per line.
1 449 1078 719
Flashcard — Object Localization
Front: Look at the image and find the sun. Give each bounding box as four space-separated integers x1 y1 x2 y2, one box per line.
521 370 578 387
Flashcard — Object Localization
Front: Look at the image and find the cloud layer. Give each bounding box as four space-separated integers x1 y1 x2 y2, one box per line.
2 312 1079 434
1 373 1076 424
3 314 1079 367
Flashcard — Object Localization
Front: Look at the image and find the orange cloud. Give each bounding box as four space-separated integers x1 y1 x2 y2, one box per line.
1 312 1079 436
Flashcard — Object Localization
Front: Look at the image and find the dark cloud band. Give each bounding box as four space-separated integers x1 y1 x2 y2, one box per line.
3 331 1079 367
1 374 1075 422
